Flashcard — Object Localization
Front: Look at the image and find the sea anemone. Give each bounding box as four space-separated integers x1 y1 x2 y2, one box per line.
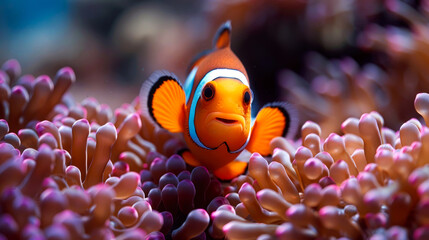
0 59 233 239
4 1 429 239
5 58 429 239
0 61 165 239
210 92 429 239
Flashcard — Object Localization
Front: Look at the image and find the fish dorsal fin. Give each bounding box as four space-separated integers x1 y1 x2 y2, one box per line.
213 21 232 49
246 102 297 156
140 71 186 133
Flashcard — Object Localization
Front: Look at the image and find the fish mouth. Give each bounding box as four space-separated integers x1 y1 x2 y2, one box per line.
216 117 238 124
207 112 245 127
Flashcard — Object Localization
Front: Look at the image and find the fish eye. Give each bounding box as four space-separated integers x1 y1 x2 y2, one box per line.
243 90 251 105
202 83 215 101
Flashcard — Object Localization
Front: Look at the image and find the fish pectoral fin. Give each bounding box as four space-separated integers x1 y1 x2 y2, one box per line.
179 149 200 167
140 71 186 133
214 160 247 181
246 102 296 156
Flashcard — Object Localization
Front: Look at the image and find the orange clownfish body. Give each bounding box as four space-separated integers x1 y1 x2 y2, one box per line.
141 21 296 180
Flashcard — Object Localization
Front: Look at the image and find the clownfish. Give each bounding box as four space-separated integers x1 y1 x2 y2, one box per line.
141 21 296 180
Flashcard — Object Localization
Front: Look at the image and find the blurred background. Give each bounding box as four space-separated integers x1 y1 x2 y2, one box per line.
1 0 428 138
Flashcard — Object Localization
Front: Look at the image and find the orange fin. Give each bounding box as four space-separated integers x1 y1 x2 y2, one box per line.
213 20 231 49
214 160 247 181
140 71 185 133
179 149 200 167
246 102 298 156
